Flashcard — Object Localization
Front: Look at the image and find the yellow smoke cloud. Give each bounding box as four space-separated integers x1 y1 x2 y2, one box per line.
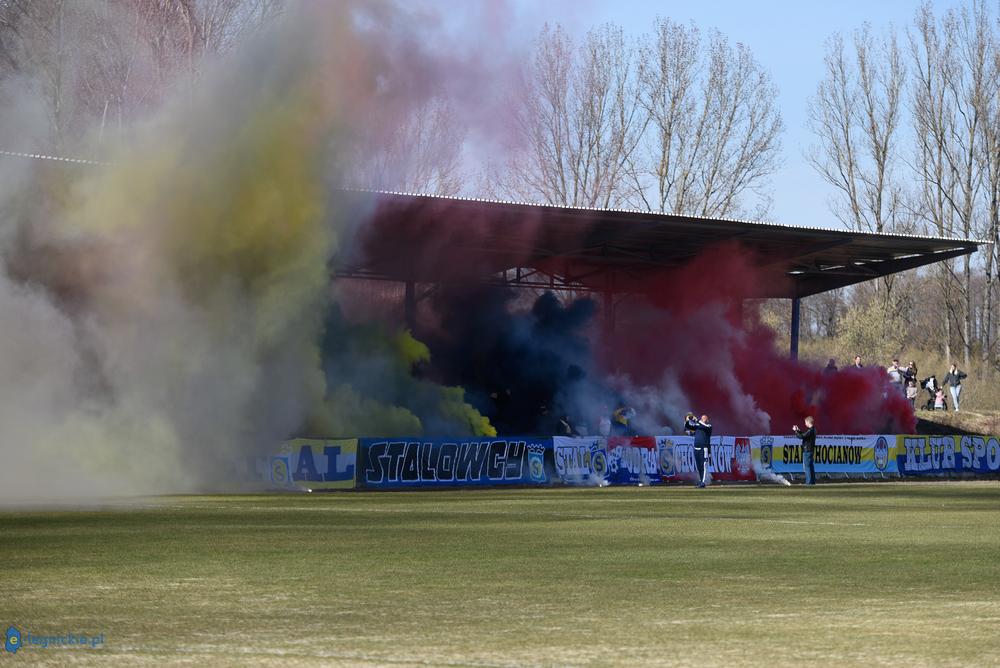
0 6 495 500
394 331 496 437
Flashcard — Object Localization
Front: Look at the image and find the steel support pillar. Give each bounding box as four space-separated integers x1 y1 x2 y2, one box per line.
790 296 801 360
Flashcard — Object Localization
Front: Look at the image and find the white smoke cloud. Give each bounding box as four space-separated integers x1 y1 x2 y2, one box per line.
0 2 515 503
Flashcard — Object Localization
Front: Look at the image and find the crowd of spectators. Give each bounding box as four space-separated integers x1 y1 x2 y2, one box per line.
830 355 969 412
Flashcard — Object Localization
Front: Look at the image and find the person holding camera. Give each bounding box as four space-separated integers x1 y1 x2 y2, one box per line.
792 416 817 486
686 412 712 488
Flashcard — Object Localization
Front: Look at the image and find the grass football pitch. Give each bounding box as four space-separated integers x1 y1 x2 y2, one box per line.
1 482 998 666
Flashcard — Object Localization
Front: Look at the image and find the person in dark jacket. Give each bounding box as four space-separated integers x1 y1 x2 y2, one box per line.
688 414 712 488
556 414 580 437
943 364 968 412
683 413 696 432
792 416 817 485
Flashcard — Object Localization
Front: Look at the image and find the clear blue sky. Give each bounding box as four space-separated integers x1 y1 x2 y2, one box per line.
498 0 965 229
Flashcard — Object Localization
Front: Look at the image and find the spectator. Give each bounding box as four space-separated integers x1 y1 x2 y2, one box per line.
853 355 863 369
688 413 712 488
906 380 919 409
921 375 940 411
792 416 817 486
538 404 555 435
934 388 946 411
611 403 635 436
556 414 579 437
887 358 905 393
905 361 919 385
943 363 968 412
824 358 838 373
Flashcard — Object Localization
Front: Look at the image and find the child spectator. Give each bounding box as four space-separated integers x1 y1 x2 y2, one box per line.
906 380 919 409
934 388 946 411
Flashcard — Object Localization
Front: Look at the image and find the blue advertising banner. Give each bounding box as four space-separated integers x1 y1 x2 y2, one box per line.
358 438 552 488
897 435 1000 475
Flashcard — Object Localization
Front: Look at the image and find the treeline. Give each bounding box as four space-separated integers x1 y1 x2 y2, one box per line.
3 1 1000 379
497 1 1000 379
804 1 1000 374
350 17 785 218
0 1 284 153
360 1 1000 377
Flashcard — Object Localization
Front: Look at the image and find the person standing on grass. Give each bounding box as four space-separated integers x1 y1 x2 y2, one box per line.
887 359 906 395
943 364 968 412
688 413 712 488
792 416 817 486
853 355 863 369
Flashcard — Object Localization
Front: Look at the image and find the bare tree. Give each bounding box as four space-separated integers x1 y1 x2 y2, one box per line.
633 19 782 217
499 23 648 208
802 3 1000 370
977 30 1000 365
910 5 959 361
346 96 467 196
807 26 908 297
0 1 84 150
122 0 284 82
910 1 993 367
0 0 285 150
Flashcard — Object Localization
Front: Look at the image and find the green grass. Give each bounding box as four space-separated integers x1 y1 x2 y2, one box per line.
1 483 999 666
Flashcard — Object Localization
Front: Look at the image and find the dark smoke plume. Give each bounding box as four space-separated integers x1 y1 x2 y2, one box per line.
425 288 610 435
420 243 916 437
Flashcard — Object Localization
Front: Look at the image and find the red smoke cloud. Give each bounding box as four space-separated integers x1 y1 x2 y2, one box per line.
607 243 916 435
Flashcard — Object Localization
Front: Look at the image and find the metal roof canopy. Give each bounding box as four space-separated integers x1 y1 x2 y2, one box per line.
338 191 983 299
